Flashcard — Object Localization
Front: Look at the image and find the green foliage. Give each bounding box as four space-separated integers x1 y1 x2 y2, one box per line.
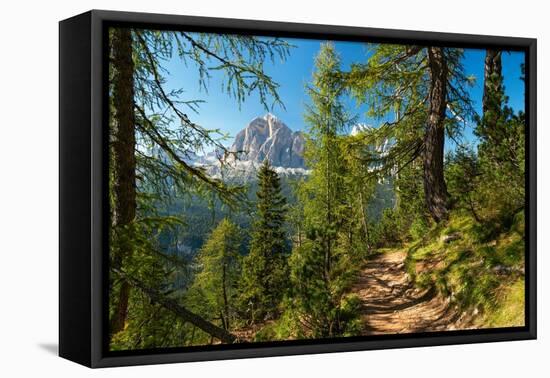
371 208 402 247
190 219 242 330
339 44 475 186
406 212 525 327
474 108 525 223
252 310 296 341
394 158 427 222
239 161 289 323
445 147 483 221
109 27 292 349
108 26 527 346
109 216 192 350
409 216 430 241
288 240 361 338
286 43 362 338
340 133 380 253
472 54 525 224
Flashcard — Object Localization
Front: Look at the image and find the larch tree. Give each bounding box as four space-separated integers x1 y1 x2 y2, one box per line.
108 26 291 345
191 219 242 331
341 131 380 253
289 43 361 338
482 50 503 131
423 47 449 222
110 28 137 335
336 44 475 223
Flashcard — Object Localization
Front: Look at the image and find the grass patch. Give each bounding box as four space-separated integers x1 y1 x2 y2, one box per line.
405 210 525 328
480 278 525 327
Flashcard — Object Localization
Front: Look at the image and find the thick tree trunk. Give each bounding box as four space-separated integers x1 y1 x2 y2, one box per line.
482 50 503 130
423 47 449 223
110 28 136 335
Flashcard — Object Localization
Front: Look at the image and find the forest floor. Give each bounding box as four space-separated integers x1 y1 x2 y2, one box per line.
353 249 472 334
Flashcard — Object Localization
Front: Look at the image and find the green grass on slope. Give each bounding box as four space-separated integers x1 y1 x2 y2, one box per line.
404 211 525 328
482 278 525 327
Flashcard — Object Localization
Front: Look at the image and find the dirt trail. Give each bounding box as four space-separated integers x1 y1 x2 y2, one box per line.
354 250 465 335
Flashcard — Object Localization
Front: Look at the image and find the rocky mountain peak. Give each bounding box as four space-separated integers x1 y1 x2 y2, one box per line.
231 113 305 169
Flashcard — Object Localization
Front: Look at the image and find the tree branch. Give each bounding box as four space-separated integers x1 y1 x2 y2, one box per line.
135 105 243 205
112 268 239 344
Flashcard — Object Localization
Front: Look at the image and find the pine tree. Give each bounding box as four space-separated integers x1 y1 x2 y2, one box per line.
240 160 288 323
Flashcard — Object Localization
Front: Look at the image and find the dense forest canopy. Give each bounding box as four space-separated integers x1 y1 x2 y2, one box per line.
107 27 526 350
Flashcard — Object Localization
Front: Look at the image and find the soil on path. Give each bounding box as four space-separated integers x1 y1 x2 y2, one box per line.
353 250 468 335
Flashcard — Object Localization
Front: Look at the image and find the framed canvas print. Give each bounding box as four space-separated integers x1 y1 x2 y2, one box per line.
59 10 536 368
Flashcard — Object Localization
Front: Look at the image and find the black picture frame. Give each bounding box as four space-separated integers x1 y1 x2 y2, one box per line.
59 9 537 368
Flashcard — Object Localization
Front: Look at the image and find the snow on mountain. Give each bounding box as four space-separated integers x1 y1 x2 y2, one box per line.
188 116 394 182
230 113 305 168
191 114 308 181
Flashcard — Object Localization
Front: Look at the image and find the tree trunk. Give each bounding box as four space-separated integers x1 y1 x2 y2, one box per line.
358 191 372 253
222 262 230 330
324 120 332 285
110 28 136 335
113 268 238 343
423 47 449 223
482 50 503 130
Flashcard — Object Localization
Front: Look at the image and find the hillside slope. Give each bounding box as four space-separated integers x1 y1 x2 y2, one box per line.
404 212 525 328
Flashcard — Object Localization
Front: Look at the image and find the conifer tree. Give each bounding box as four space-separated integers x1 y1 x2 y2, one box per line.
108 27 291 347
191 219 242 331
110 27 136 336
336 45 475 223
473 51 525 221
240 160 288 323
288 43 361 338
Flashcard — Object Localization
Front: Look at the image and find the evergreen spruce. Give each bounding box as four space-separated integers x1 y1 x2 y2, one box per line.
472 50 525 223
240 160 288 323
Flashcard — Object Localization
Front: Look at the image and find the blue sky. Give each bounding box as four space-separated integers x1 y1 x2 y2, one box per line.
163 34 525 150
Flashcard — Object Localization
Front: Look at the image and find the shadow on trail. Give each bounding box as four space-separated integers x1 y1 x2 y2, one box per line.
353 250 466 335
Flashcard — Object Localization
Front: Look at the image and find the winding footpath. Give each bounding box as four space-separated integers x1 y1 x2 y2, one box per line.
354 250 467 335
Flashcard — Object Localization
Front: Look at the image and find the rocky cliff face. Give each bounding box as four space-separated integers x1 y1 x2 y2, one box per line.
189 114 307 182
189 116 395 182
231 113 305 168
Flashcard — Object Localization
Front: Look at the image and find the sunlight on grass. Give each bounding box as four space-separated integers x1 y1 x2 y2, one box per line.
481 279 525 327
404 211 525 328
